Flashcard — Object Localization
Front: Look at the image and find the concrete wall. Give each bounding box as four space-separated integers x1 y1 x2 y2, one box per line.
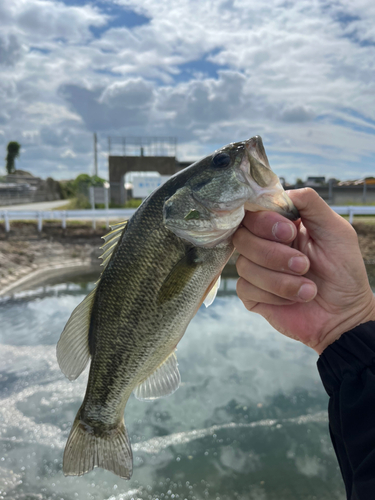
295 185 375 205
109 156 179 205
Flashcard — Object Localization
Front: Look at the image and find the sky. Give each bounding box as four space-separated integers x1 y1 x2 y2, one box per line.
0 0 374 183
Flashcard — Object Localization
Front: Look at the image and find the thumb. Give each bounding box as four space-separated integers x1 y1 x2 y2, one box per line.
287 187 350 242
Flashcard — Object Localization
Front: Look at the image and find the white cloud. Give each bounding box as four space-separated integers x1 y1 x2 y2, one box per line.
25 102 82 125
60 149 76 158
0 0 374 182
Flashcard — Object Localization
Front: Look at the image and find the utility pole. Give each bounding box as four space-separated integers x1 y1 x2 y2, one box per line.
93 133 98 176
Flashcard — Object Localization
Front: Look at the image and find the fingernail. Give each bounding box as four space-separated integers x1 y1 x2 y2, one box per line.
298 283 316 302
272 222 295 242
289 256 309 274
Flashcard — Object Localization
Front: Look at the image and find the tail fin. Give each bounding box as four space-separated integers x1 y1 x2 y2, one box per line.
63 417 133 479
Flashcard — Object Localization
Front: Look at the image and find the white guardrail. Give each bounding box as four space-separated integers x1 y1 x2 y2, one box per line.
0 209 137 232
0 206 374 232
331 206 375 224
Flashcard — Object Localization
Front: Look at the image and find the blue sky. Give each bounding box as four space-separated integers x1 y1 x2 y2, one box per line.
0 0 374 183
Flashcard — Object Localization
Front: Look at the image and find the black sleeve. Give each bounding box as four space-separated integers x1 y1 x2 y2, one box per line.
317 321 375 500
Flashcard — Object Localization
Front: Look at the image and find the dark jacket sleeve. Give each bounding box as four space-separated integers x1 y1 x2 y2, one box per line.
317 321 375 500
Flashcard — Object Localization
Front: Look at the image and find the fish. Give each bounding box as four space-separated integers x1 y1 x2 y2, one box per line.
56 135 299 479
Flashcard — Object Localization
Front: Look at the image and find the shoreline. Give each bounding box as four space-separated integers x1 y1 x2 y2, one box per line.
1 221 375 297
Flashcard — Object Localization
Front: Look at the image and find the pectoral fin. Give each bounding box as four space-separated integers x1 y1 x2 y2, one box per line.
157 246 200 305
134 352 181 401
203 275 221 307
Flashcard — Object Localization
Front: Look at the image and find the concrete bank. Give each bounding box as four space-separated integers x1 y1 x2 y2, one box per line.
1 220 374 297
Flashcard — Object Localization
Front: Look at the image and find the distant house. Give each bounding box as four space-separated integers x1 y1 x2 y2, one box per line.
0 170 61 206
338 177 375 186
304 176 326 187
4 170 43 188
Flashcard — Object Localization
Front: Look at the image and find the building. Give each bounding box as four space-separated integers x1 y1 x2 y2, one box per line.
108 137 194 205
0 170 61 206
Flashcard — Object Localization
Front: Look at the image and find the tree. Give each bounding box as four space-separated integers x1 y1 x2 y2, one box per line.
6 141 21 174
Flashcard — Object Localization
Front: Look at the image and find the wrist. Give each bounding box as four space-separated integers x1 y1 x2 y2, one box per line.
314 296 375 355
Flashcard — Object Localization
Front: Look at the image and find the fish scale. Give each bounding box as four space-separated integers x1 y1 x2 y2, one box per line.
56 135 299 479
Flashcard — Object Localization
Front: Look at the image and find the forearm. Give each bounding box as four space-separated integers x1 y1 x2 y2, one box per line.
317 321 375 499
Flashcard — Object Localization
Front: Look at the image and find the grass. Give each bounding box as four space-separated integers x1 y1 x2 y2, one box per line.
331 201 375 206
54 198 143 210
347 216 375 224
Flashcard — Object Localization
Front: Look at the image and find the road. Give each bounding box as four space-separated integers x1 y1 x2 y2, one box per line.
0 200 69 211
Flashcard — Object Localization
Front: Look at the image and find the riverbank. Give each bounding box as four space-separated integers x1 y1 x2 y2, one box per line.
0 222 104 295
1 220 375 296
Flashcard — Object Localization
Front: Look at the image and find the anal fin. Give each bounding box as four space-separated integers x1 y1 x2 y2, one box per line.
134 352 181 401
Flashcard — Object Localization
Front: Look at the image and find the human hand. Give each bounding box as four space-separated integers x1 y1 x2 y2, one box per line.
233 188 375 354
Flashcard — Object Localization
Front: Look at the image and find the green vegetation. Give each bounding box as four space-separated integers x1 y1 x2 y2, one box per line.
57 195 92 210
124 199 143 208
57 174 144 210
58 174 107 208
60 174 106 199
5 141 21 174
57 197 144 210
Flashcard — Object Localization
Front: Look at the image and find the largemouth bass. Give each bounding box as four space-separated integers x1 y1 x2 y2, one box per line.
57 136 299 479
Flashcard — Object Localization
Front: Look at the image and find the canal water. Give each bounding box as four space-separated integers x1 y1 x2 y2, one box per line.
2 267 374 500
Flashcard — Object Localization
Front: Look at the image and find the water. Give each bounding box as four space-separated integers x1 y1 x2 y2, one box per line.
2 267 367 500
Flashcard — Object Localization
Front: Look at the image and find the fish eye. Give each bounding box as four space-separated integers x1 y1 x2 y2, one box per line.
212 152 231 169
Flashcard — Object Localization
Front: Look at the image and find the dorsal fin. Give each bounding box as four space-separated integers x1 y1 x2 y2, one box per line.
134 352 181 401
99 220 128 269
56 220 128 380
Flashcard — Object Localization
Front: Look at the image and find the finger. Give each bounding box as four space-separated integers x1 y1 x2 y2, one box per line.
236 256 317 302
233 228 310 275
236 277 296 310
287 188 355 243
242 210 297 244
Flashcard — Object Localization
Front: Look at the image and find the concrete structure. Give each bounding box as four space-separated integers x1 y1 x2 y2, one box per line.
304 176 326 187
109 156 180 205
5 170 43 188
292 184 375 205
0 171 61 206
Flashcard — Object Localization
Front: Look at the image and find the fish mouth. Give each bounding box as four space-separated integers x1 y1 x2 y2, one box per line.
253 190 300 221
241 136 300 222
246 135 271 168
280 204 300 221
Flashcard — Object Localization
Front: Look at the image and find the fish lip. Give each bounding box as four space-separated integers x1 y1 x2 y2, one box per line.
241 136 300 221
277 205 300 221
245 135 270 168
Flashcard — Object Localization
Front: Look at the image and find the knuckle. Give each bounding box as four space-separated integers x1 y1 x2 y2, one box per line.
276 276 300 298
236 255 249 277
243 299 256 312
262 244 279 268
302 187 319 200
253 212 270 235
339 217 359 241
347 223 359 239
232 227 248 250
236 277 248 298
236 280 256 311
